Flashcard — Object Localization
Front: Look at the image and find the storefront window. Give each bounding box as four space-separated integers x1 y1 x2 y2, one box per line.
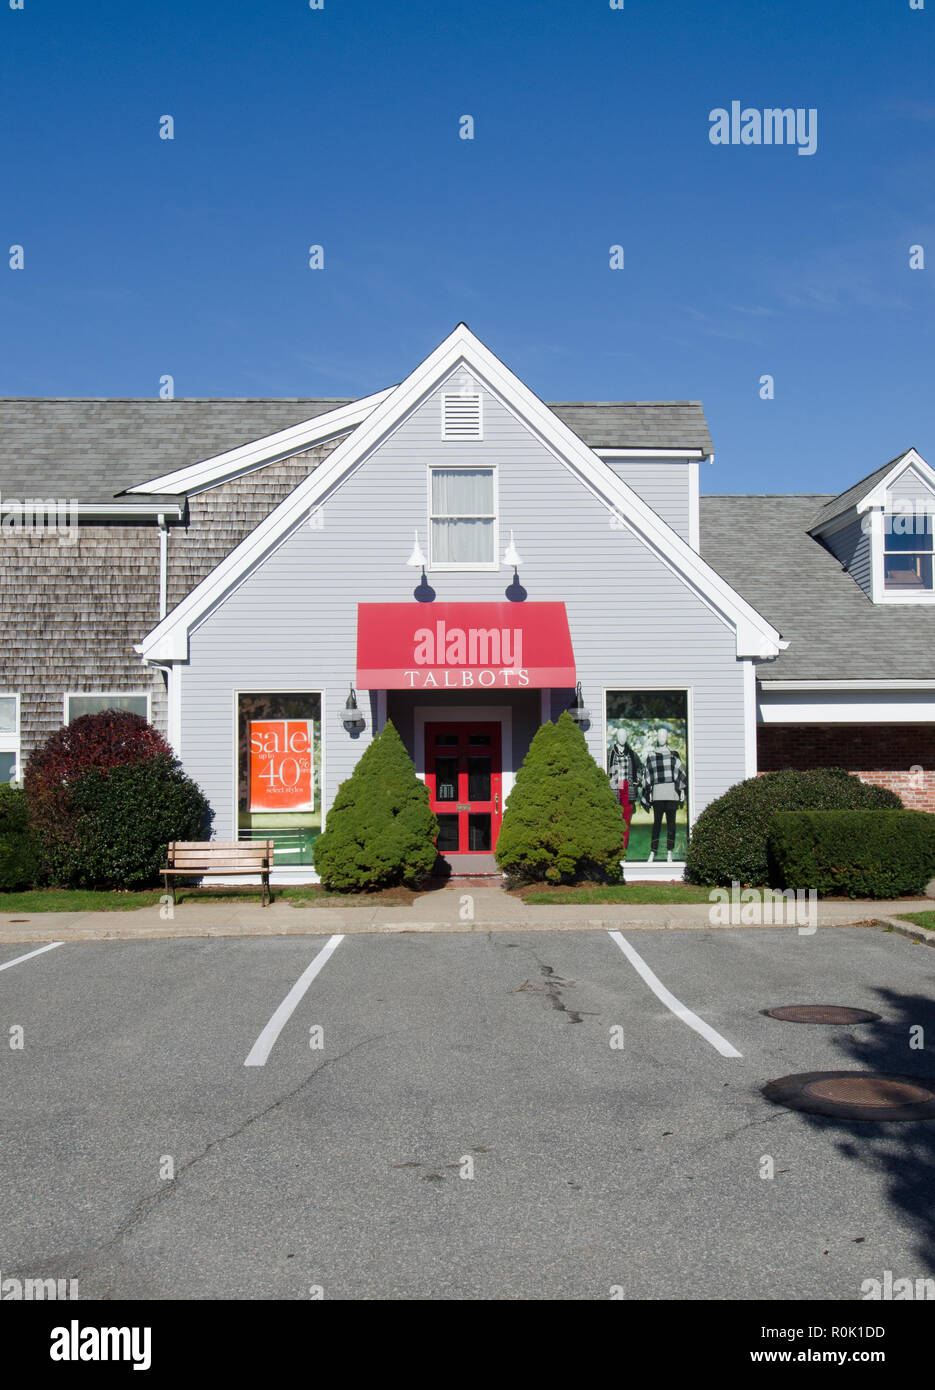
605 691 689 863
237 693 322 867
0 695 19 786
66 693 150 721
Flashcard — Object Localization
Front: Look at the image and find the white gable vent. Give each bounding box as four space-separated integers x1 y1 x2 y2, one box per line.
442 392 483 440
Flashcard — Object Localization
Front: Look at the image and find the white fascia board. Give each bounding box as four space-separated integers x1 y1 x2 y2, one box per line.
758 687 935 724
761 679 935 691
126 389 395 496
76 503 185 519
856 449 933 512
138 324 782 663
595 448 705 459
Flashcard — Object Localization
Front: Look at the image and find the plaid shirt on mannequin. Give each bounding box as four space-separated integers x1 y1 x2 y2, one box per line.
640 748 687 808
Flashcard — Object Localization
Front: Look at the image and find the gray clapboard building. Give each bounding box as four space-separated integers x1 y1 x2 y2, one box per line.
1 325 933 878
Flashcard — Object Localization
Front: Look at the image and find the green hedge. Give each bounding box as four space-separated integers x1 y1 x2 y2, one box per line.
313 721 438 891
767 809 935 899
0 785 41 890
685 768 902 887
495 712 624 884
54 754 213 889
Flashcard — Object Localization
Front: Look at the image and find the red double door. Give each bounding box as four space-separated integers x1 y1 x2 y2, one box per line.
425 722 502 857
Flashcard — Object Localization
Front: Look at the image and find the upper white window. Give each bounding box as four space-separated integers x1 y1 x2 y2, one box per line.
65 692 151 722
429 467 496 568
0 695 20 787
883 512 934 593
441 393 483 440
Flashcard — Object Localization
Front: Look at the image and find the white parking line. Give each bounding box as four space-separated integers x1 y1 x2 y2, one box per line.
0 942 64 973
244 935 345 1067
608 931 742 1059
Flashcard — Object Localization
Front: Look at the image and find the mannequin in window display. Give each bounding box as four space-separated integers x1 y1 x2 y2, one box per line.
608 726 643 852
640 728 687 863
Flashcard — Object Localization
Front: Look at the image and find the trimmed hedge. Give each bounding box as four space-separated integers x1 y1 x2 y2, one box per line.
685 768 902 887
0 784 41 891
24 712 175 882
767 809 935 899
313 721 438 891
495 711 625 884
55 754 213 889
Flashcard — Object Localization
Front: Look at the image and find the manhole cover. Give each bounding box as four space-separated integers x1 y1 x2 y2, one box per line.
764 1004 881 1025
763 1071 935 1122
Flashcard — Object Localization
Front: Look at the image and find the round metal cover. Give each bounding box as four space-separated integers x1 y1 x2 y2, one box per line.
763 1071 935 1122
763 1004 881 1025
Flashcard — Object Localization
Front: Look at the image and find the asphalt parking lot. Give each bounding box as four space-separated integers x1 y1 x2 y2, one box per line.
2 923 934 1300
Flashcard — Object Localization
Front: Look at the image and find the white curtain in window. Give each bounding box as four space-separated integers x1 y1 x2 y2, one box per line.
431 469 493 516
431 518 494 564
0 698 16 734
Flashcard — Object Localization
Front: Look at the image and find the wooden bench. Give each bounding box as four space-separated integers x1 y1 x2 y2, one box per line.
162 840 274 907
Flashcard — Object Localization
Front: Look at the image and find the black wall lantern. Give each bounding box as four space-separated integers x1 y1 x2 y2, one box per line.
568 681 590 725
339 685 366 734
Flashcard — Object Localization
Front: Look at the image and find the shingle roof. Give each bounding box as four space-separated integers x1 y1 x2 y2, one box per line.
0 399 356 503
809 453 910 532
700 493 935 680
0 397 713 504
549 402 713 453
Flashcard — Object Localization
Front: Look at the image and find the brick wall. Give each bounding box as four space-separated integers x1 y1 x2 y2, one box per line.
758 724 935 812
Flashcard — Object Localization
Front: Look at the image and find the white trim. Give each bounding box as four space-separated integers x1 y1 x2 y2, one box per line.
858 449 934 513
687 459 700 552
72 503 185 519
758 688 935 724
0 692 21 785
809 448 934 534
137 325 782 663
743 660 757 777
167 664 182 756
870 506 884 603
126 391 395 496
761 679 935 691
158 514 168 620
596 448 705 460
64 691 152 724
413 704 514 797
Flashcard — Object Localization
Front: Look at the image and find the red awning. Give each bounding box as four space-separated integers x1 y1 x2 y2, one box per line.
357 602 575 690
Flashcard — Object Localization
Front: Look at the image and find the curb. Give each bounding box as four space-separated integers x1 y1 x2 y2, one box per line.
873 916 935 948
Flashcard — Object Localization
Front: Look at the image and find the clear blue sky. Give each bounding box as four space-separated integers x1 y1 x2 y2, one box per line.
2 0 933 495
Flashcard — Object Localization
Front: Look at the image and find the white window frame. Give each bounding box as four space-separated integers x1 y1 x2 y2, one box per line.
870 508 935 605
232 686 327 843
64 691 152 724
601 685 695 835
0 694 21 787
427 462 499 572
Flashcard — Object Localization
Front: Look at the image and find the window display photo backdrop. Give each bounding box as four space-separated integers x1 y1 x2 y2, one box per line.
605 691 689 863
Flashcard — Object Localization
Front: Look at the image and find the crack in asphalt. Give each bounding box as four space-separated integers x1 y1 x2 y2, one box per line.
65 1034 384 1279
494 938 587 1023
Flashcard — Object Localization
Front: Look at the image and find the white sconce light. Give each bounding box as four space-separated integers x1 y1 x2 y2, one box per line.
407 529 427 568
502 530 523 568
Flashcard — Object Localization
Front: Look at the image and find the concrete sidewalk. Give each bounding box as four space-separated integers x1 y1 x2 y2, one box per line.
0 884 931 944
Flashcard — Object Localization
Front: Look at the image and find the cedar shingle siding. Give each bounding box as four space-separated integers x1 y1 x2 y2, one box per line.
165 441 344 613
5 525 164 762
1 437 347 764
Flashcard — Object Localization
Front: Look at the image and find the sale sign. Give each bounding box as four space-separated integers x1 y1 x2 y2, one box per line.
249 720 315 812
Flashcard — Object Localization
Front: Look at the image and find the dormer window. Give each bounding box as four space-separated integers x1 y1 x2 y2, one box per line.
883 512 934 591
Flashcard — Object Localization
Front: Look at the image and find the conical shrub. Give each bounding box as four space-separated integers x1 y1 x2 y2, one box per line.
313 720 438 891
495 711 624 883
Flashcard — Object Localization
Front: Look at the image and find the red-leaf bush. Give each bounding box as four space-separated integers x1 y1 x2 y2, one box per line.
23 711 176 883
